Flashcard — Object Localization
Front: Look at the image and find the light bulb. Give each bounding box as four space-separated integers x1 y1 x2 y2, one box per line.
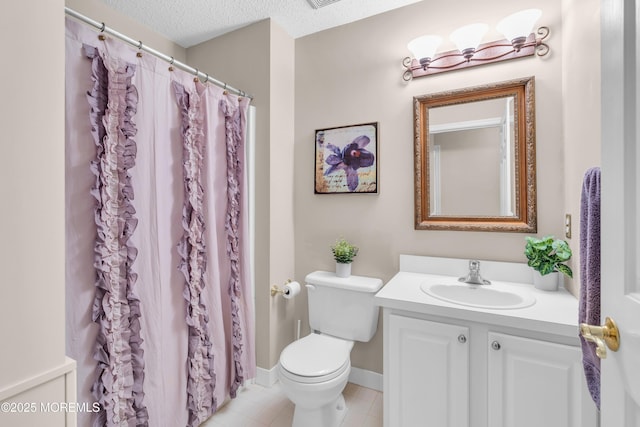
497 9 542 51
449 23 488 60
407 35 443 68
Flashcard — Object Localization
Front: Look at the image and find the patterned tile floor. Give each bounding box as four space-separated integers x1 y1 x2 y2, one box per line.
201 381 382 427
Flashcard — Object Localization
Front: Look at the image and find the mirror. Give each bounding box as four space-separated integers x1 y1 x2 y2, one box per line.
413 77 537 232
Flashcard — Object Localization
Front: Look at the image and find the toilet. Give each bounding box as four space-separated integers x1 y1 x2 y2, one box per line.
278 271 383 427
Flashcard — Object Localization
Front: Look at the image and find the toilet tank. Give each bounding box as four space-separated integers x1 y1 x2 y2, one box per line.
305 271 383 342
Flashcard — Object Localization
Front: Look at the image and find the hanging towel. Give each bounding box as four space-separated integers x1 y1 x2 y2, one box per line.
579 167 601 410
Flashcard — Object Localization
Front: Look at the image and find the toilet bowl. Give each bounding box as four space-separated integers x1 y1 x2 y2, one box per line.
277 271 383 427
278 333 354 427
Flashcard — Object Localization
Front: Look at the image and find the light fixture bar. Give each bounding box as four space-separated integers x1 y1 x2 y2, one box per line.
403 27 549 81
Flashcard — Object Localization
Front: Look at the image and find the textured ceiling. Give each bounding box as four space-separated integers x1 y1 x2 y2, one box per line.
98 0 423 47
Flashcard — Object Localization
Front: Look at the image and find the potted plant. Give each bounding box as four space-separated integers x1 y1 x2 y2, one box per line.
524 236 573 291
331 238 358 278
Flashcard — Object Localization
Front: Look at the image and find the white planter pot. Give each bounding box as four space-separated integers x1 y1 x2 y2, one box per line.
335 262 352 278
532 271 559 291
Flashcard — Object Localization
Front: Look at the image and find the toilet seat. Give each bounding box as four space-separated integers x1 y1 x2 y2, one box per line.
279 334 353 384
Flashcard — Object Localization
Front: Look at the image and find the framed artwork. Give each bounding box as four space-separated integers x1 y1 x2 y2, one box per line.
314 122 378 194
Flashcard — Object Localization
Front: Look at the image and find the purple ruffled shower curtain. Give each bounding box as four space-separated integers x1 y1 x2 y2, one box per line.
65 18 255 427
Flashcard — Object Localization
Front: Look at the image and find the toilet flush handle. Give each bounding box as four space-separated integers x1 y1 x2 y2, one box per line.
305 284 316 292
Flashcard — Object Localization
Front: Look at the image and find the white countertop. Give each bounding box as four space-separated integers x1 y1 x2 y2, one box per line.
375 256 581 339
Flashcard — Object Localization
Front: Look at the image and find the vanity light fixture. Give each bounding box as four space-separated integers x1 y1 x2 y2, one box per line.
403 9 549 81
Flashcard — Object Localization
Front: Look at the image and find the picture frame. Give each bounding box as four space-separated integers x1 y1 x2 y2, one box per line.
314 122 378 194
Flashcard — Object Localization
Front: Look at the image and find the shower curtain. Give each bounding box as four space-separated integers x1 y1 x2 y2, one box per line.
65 18 255 426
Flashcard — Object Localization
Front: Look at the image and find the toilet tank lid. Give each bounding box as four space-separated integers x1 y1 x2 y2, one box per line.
305 271 383 293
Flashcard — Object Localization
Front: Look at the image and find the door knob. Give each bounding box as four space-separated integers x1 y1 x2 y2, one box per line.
580 316 620 359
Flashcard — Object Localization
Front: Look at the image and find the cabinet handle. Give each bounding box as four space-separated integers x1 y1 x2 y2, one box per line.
458 334 467 344
491 341 501 350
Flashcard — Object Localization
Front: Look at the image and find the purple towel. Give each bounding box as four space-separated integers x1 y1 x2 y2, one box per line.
579 167 601 410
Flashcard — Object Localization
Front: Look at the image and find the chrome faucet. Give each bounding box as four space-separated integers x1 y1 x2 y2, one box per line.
459 260 491 285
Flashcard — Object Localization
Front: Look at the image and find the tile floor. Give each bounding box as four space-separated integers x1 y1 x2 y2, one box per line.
201 381 382 427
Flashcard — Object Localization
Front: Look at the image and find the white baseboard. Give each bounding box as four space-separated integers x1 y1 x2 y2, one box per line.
254 365 382 392
348 367 383 392
255 365 279 388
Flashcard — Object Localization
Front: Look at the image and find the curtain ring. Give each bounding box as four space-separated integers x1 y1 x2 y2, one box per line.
168 56 175 72
137 41 143 57
98 22 107 40
193 68 199 82
204 73 209 84
223 83 228 95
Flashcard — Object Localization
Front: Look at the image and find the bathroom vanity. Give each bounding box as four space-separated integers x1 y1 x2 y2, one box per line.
375 255 597 427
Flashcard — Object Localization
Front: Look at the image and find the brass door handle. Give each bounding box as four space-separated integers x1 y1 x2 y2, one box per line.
580 316 620 359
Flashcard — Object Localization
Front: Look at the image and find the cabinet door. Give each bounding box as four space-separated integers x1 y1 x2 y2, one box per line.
487 332 597 427
387 314 469 427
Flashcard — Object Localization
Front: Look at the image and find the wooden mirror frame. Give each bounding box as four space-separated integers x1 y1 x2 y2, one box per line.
413 76 537 232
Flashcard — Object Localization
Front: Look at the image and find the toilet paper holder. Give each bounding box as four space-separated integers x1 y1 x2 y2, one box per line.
271 279 292 297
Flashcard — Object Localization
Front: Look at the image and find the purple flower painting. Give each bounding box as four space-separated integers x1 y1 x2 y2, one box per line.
315 123 378 194
324 136 375 191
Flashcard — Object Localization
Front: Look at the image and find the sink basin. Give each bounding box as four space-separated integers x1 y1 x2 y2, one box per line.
420 281 535 309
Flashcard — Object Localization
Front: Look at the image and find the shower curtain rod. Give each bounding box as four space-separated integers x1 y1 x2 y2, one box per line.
65 7 253 100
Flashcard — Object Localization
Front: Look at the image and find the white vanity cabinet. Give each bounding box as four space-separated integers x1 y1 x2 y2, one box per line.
487 332 594 427
383 310 597 427
376 256 598 427
387 313 470 427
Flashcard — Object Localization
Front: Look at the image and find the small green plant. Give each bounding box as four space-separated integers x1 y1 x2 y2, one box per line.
331 238 359 264
524 236 573 278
